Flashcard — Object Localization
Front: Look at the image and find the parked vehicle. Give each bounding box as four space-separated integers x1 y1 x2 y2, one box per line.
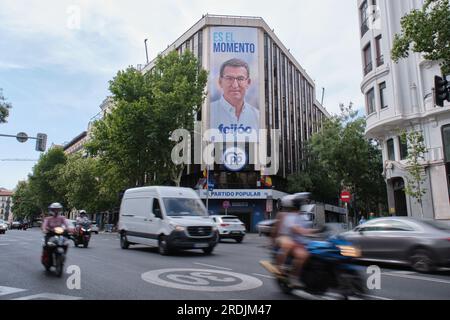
209 215 246 243
41 226 70 277
340 217 450 273
10 221 22 229
260 226 366 299
118 186 219 255
91 223 99 234
257 219 277 237
0 219 7 234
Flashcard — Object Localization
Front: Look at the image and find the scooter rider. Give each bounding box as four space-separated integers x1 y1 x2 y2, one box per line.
41 203 70 264
271 193 318 285
76 210 90 226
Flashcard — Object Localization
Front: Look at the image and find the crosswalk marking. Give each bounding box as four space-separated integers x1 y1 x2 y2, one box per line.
0 286 27 296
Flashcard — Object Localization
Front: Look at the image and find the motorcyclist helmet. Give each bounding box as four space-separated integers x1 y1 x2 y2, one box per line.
280 192 312 210
79 210 87 216
48 202 63 216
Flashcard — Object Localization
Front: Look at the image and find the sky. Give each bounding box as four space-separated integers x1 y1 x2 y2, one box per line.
0 0 365 190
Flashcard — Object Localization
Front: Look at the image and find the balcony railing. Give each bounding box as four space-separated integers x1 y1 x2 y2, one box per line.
360 20 369 37
376 55 384 67
364 62 373 76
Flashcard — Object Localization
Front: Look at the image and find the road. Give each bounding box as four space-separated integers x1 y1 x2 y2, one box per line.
1 229 449 300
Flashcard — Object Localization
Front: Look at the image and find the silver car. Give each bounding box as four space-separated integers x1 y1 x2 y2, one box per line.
210 215 246 243
341 217 450 273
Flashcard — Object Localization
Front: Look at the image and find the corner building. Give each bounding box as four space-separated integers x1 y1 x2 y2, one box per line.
144 15 330 231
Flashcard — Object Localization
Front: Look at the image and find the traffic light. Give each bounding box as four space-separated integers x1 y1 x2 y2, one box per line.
434 75 450 107
35 133 47 152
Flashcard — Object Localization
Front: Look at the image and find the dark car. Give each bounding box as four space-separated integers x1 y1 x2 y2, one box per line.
340 217 450 273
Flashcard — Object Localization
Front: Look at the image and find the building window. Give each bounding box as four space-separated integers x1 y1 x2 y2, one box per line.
379 82 388 109
360 1 369 37
399 136 408 160
363 44 372 75
375 35 384 66
387 138 395 161
366 87 375 114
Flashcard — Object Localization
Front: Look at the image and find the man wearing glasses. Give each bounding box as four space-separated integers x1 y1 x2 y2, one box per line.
210 58 259 140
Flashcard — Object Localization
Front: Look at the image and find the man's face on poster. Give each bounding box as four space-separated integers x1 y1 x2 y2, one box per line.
219 66 251 104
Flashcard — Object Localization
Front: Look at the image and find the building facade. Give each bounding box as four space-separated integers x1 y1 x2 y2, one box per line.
143 15 330 230
357 0 450 220
0 188 13 222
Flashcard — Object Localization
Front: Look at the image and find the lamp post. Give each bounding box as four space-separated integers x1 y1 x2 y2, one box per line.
144 39 149 64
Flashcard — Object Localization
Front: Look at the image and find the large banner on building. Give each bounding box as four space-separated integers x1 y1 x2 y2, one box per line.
209 27 260 142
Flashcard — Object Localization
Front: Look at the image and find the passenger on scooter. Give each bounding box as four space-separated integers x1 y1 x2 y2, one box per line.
271 193 318 285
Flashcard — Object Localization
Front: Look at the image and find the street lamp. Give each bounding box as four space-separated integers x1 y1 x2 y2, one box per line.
144 39 149 64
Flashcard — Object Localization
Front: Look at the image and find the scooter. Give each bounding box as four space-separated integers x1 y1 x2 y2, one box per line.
72 223 91 248
41 227 70 277
260 228 366 299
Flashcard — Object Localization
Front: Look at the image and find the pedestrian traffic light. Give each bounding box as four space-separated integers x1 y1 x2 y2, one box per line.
434 75 450 107
35 133 47 152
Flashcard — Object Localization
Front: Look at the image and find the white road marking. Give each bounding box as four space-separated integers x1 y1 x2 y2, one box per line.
13 293 82 300
194 263 233 271
142 268 263 292
252 273 275 279
361 294 393 300
0 286 27 296
383 272 450 285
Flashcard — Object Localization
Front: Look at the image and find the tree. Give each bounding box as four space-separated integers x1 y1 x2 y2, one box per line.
0 88 12 123
149 50 208 186
11 181 40 220
288 104 387 216
87 50 208 190
56 154 108 214
400 130 428 218
28 147 68 212
392 0 450 74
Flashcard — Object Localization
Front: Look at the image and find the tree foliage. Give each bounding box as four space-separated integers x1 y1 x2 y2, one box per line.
287 104 387 214
28 147 67 212
400 130 428 217
11 181 40 220
0 88 12 123
392 0 450 74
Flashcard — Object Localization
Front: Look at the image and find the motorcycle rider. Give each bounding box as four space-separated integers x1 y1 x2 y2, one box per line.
76 210 90 226
271 193 318 285
41 203 70 265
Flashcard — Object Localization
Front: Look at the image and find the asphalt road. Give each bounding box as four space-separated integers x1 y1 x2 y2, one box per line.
1 228 449 300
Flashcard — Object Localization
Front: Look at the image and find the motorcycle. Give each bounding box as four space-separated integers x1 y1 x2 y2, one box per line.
41 226 70 277
260 226 366 300
72 222 91 248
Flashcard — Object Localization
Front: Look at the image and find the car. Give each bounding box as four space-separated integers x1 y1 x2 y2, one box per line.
340 217 450 273
10 221 22 230
91 223 99 234
209 215 246 243
0 219 8 234
256 219 277 237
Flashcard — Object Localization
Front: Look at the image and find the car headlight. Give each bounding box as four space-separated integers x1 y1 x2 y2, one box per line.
169 223 185 232
337 245 361 258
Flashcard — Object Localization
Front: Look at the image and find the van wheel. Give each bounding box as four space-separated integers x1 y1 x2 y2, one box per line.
120 233 130 249
158 236 171 256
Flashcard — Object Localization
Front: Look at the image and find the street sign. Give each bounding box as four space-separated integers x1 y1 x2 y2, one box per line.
340 191 351 203
222 200 231 209
16 132 28 143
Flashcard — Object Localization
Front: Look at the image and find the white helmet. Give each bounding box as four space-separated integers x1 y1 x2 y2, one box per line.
280 192 312 210
79 210 87 215
48 202 63 216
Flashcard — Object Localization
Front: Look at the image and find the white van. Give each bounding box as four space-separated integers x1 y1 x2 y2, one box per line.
118 186 218 255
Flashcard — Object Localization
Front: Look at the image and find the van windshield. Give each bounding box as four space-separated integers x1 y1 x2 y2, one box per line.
163 198 208 217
